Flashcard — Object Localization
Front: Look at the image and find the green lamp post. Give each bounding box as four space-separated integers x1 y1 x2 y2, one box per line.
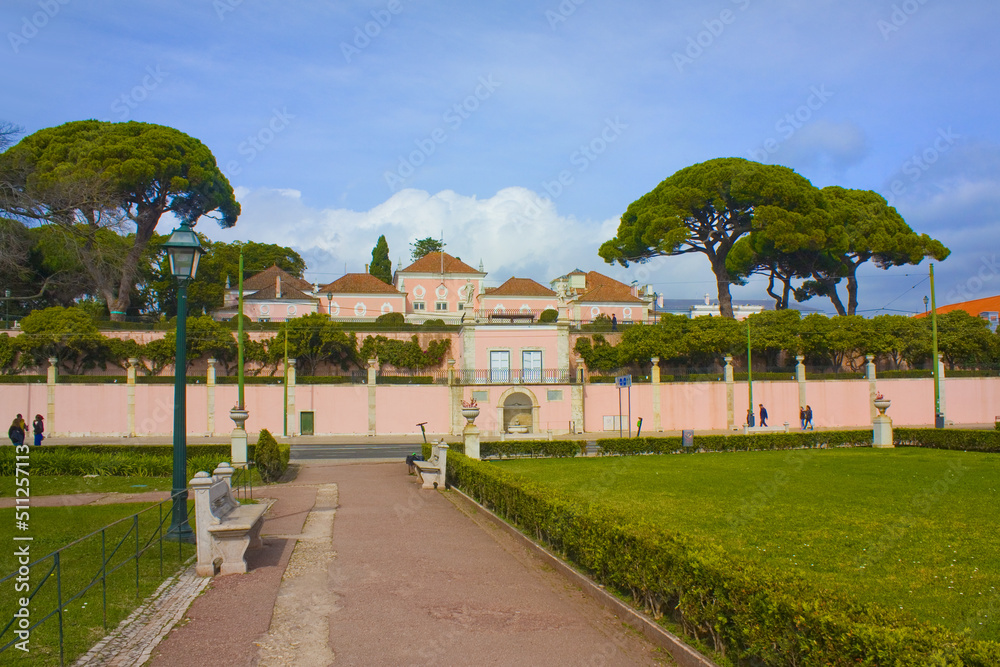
162 221 204 541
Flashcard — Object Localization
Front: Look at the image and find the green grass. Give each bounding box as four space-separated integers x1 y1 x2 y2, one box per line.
0 476 172 497
496 448 1000 641
0 502 195 665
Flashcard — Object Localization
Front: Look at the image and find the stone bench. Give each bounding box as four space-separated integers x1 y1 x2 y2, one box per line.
742 422 790 435
412 440 449 490
190 462 269 576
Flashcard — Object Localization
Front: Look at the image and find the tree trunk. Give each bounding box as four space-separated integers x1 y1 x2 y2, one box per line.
781 277 792 309
846 272 859 316
765 272 784 309
712 259 735 319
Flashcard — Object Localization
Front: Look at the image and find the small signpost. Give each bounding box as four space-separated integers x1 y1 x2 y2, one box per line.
616 375 632 437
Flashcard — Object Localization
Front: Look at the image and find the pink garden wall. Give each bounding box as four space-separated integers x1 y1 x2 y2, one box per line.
2 376 997 439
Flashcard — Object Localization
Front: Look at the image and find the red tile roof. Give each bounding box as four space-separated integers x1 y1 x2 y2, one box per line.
244 284 318 302
914 294 1000 319
575 284 644 304
242 265 314 292
585 271 629 291
398 252 482 275
319 273 402 295
486 277 556 297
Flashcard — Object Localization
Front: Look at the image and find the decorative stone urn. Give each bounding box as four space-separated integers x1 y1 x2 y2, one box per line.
873 397 891 416
461 406 480 425
229 407 250 429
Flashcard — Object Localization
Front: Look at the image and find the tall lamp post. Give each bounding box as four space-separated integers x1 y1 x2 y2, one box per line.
162 221 204 541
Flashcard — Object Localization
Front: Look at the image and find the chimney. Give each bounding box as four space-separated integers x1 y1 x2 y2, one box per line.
365 263 369 273
276 275 282 299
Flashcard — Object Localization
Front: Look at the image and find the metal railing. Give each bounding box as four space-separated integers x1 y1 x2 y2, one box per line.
457 368 572 385
0 493 195 666
230 461 255 501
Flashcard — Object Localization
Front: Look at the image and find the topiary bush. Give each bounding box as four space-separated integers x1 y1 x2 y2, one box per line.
538 309 558 323
375 311 406 327
255 428 285 482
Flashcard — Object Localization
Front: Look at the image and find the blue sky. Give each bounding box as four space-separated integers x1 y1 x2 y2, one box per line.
4 0 998 314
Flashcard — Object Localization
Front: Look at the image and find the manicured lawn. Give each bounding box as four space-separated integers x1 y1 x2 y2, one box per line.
497 448 1000 641
0 502 195 665
0 476 172 497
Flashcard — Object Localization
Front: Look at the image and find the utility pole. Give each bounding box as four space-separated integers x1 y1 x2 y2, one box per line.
747 317 753 426
283 318 289 437
237 251 245 410
930 264 942 428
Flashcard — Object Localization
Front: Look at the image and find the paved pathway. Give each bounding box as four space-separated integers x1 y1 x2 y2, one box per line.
149 461 673 665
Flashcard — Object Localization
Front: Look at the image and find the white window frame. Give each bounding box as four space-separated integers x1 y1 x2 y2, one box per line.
435 301 448 311
413 301 426 311
490 350 510 383
522 350 542 383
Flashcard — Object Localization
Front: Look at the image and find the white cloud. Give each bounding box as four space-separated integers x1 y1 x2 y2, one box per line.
200 186 629 287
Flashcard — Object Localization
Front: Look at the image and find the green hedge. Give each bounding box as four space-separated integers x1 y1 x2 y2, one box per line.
481 439 581 458
0 443 290 480
894 428 1000 453
597 430 873 456
446 452 999 666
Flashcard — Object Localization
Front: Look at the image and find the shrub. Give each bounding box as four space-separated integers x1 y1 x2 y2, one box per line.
538 309 558 323
597 430 872 455
422 318 446 327
255 428 285 482
481 439 578 458
374 312 405 327
894 428 1000 453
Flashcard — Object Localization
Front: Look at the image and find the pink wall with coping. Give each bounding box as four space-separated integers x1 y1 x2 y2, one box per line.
375 385 451 435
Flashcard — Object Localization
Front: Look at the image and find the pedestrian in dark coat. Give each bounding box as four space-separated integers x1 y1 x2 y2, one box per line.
32 414 44 446
805 405 814 430
759 403 768 427
8 417 25 446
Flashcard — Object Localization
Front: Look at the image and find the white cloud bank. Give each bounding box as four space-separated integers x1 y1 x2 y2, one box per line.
200 186 631 288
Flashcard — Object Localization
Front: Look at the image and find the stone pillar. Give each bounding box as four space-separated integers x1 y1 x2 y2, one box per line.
873 401 893 448
127 357 138 437
287 358 297 436
795 355 806 425
47 357 57 436
367 357 377 436
230 406 249 465
463 415 481 460
556 321 570 379
724 356 734 430
866 354 877 423
571 357 585 434
937 353 947 422
206 358 217 436
650 356 662 432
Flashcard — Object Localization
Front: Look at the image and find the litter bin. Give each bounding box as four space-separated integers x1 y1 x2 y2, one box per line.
682 429 694 448
935 413 945 429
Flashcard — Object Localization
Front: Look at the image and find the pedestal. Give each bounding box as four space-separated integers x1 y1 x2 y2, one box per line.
464 423 481 460
230 408 250 464
873 414 894 448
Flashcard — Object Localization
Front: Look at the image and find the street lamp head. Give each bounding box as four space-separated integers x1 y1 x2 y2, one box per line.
162 222 204 282
923 295 929 307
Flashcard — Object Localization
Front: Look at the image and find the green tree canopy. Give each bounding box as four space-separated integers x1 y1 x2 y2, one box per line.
369 235 392 284
15 306 110 374
798 188 949 315
280 314 357 375
600 158 824 318
410 237 444 261
0 120 239 320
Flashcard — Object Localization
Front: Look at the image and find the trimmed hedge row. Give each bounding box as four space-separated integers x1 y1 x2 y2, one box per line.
895 428 1000 453
0 443 290 480
481 440 581 459
597 430 873 456
446 452 1000 666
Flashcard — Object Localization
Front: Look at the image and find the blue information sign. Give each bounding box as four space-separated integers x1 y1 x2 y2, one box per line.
615 375 632 388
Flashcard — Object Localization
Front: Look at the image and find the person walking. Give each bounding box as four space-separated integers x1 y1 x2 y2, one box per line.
805 405 814 430
759 403 768 427
746 408 755 427
8 416 25 446
611 314 618 331
32 414 44 446
800 406 806 430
